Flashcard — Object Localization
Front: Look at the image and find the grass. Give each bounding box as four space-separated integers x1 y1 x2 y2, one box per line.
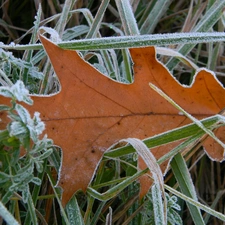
0 0 225 224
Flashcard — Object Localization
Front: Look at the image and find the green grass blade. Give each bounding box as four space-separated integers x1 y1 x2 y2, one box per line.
170 153 205 225
85 0 110 38
57 32 225 50
66 196 85 225
87 169 147 201
3 32 225 51
121 49 133 83
139 0 173 34
208 42 221 71
114 0 136 82
25 192 38 225
107 49 120 81
136 1 154 28
105 115 222 158
115 0 139 35
55 0 77 37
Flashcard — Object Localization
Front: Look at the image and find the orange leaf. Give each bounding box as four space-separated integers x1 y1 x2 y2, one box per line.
1 36 225 205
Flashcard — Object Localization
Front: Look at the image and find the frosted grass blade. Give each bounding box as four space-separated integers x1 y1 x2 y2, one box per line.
55 0 77 37
0 201 19 225
26 191 38 225
85 0 110 38
171 153 204 225
121 49 133 83
115 0 139 35
140 0 173 34
2 32 225 51
58 32 225 50
115 0 135 82
105 115 222 158
66 196 85 225
87 169 147 201
151 183 165 225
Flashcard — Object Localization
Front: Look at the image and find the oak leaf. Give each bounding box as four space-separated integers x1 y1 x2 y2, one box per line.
1 35 225 205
